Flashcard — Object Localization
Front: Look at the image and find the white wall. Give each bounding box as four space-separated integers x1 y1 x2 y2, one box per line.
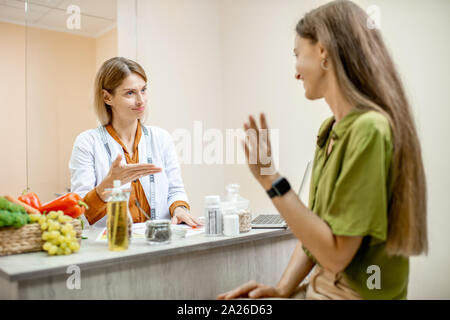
127 0 450 299
117 0 137 60
0 22 27 197
366 0 450 300
135 0 225 213
220 0 331 217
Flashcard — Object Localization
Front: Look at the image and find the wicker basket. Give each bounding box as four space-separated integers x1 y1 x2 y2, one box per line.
0 219 82 256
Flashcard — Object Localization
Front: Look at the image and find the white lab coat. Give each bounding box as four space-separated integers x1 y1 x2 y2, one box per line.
69 125 189 228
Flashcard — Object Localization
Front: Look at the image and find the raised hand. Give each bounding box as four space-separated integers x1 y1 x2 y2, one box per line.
96 154 162 201
243 113 280 190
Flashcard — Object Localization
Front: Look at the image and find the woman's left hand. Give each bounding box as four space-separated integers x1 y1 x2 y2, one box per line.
243 113 281 190
171 206 203 227
217 280 285 300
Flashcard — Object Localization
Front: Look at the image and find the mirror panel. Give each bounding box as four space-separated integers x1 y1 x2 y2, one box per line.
24 0 118 201
0 0 27 196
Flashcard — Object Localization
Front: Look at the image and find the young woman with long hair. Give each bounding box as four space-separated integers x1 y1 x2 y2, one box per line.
218 0 427 300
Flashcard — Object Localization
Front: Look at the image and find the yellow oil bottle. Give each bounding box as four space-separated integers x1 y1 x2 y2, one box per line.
107 180 129 251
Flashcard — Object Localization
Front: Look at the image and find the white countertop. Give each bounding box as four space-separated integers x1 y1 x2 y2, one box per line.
0 226 293 282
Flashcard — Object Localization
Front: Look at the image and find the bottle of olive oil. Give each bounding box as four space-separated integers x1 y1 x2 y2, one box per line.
107 180 129 251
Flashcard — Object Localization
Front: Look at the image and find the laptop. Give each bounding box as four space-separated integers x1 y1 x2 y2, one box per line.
251 160 312 229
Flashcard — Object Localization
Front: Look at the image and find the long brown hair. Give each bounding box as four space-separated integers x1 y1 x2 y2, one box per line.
94 57 147 125
296 0 427 257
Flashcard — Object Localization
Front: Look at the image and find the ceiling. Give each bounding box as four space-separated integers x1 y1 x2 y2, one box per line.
0 0 117 38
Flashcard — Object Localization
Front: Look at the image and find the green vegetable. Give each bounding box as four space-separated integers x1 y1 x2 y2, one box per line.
0 204 29 228
10 203 26 214
9 211 17 225
9 212 17 227
0 197 25 213
12 212 25 228
0 197 11 211
21 213 28 226
0 210 13 226
21 214 28 227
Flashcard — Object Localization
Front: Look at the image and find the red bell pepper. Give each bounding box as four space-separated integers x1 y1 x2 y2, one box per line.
18 191 42 210
40 193 88 219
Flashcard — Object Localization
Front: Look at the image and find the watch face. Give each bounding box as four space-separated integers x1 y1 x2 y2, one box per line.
274 178 291 196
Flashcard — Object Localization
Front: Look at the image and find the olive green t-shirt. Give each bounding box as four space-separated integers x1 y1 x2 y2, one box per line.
303 109 409 300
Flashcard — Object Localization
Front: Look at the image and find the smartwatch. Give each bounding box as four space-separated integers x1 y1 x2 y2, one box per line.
266 177 291 198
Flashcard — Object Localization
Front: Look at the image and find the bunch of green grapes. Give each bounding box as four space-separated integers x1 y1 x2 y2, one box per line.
30 211 80 256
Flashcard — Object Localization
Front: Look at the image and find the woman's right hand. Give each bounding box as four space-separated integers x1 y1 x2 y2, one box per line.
96 154 162 201
216 281 286 300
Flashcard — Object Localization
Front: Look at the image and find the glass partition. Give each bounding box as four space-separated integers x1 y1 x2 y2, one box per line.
0 0 27 196
24 0 118 202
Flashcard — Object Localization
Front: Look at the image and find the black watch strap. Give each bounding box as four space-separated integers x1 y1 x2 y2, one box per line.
266 177 291 198
266 188 278 198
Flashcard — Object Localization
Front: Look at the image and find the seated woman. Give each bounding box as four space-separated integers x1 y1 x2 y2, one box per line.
69 57 202 228
218 0 427 300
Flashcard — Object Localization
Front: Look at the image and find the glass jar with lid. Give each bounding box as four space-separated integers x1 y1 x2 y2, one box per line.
222 184 251 232
145 219 172 244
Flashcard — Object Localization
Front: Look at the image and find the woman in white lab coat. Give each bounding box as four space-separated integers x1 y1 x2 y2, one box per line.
69 57 202 228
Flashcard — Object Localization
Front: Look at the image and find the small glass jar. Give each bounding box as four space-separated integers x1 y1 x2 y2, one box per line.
171 225 187 240
238 209 252 233
145 220 171 244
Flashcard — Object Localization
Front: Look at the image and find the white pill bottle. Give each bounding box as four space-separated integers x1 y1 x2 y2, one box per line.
204 195 223 236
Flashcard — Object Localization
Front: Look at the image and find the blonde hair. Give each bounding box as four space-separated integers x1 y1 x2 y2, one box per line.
94 57 148 125
297 0 428 257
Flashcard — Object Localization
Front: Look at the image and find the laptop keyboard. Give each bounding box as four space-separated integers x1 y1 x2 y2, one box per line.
252 214 285 225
